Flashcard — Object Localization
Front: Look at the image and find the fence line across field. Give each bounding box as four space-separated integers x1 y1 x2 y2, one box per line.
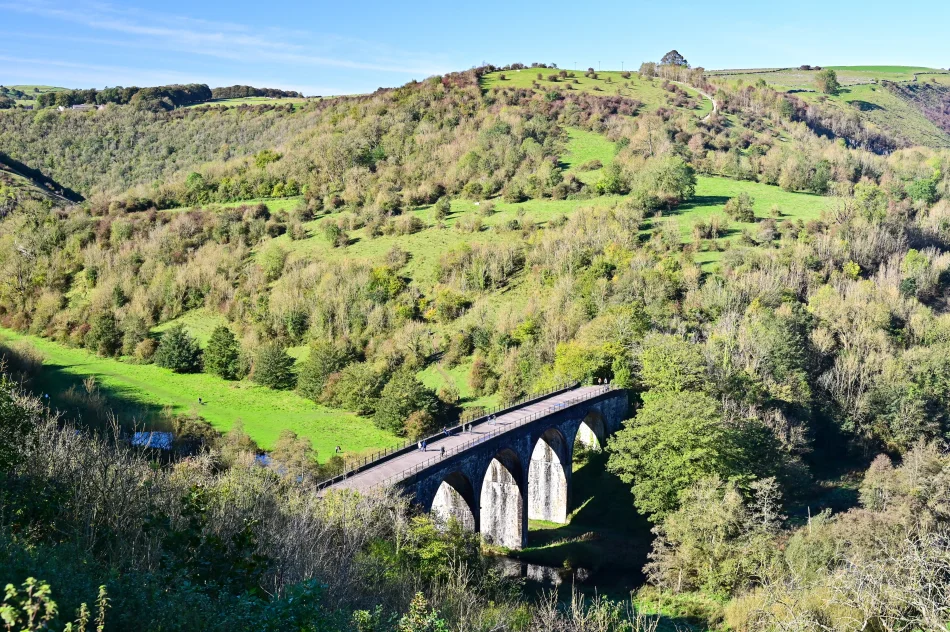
374 384 616 490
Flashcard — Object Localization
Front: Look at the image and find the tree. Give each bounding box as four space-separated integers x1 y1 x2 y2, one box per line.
660 50 689 67
907 178 938 204
219 419 260 463
640 334 707 393
631 156 696 209
323 221 347 247
86 311 121 357
639 62 657 78
373 368 441 435
252 342 296 390
724 192 756 222
153 324 202 373
646 477 783 594
607 390 738 519
270 429 317 478
297 341 350 402
204 325 240 380
433 196 451 221
815 68 840 95
121 315 150 356
332 362 385 415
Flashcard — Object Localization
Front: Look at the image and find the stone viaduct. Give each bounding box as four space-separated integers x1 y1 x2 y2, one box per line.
327 385 629 549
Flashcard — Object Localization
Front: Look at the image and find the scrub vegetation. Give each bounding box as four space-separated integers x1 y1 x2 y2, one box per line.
3 51 950 631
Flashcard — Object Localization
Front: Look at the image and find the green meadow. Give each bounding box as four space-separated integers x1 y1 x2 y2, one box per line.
709 65 944 90
184 96 311 109
562 127 617 184
481 69 713 116
707 66 950 148
0 328 397 459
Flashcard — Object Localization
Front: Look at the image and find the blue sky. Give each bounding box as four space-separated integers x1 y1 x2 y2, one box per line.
2 0 948 95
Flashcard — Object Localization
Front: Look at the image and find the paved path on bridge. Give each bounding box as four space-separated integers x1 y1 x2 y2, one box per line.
330 385 607 492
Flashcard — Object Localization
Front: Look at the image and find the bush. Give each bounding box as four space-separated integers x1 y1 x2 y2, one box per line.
469 355 496 396
86 311 121 357
331 362 386 415
907 178 938 204
373 368 441 435
251 342 296 390
724 192 756 222
405 410 437 441
134 338 158 363
204 325 241 380
121 316 150 356
153 324 202 373
577 159 603 172
433 196 451 221
814 68 840 95
502 185 525 203
297 341 349 402
323 221 347 247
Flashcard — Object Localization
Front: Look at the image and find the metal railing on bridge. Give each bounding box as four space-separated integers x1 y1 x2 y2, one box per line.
315 381 583 491
374 384 616 490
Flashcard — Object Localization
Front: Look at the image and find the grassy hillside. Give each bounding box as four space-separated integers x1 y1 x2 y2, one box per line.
185 96 311 109
0 328 396 458
481 69 713 116
4 84 68 106
708 65 944 89
562 127 617 184
708 66 950 147
263 176 830 274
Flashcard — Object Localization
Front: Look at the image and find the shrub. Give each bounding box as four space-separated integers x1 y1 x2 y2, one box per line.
271 429 318 478
469 355 496 396
502 185 525 203
724 192 756 222
814 68 840 95
577 159 603 172
323 221 347 247
462 181 484 199
134 338 158 363
373 368 441 435
332 362 385 415
86 311 121 357
433 196 451 221
405 410 437 440
297 341 350 402
454 215 483 233
204 325 241 380
252 342 296 390
153 324 202 373
121 315 150 355
259 241 288 281
907 178 938 204
386 245 411 268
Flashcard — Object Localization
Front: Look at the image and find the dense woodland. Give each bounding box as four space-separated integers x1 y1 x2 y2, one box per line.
3 58 950 630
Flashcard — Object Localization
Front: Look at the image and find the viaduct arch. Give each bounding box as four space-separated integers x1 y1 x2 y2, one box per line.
407 388 627 549
326 386 627 550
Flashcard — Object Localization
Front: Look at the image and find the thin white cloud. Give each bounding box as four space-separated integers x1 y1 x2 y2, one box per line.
0 0 452 76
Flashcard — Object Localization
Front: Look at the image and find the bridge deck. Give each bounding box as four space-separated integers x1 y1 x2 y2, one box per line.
329 386 607 492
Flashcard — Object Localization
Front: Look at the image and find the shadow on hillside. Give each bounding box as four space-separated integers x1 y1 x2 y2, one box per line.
669 195 730 214
849 100 884 111
28 361 170 435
